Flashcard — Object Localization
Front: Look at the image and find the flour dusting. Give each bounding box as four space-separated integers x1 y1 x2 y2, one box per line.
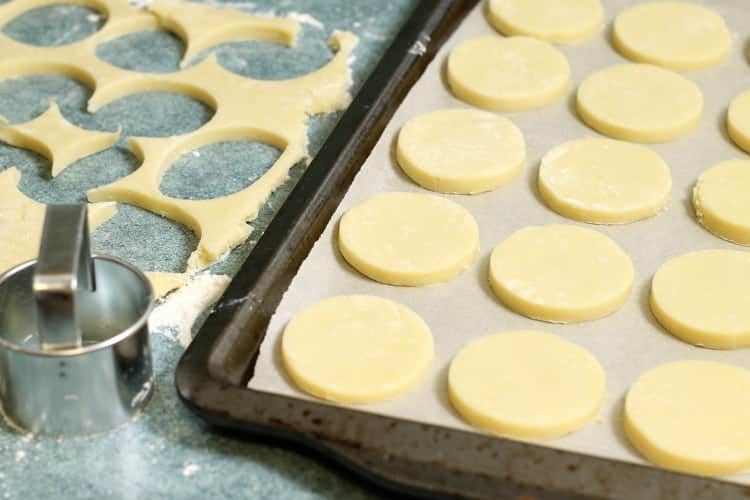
150 274 231 347
288 11 324 30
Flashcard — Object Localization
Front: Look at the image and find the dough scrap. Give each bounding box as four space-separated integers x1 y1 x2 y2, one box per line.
148 0 300 68
489 224 633 323
337 192 479 286
487 0 603 44
0 102 119 177
396 108 525 194
727 89 750 155
0 0 357 272
650 249 750 349
0 167 115 273
625 361 750 476
0 167 186 298
281 295 434 404
576 63 703 143
449 331 605 439
693 159 750 245
613 2 731 71
446 35 570 111
538 138 672 224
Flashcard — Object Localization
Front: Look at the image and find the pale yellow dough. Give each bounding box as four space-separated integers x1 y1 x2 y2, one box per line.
281 295 433 404
338 192 479 286
0 0 357 272
449 331 605 439
396 109 525 194
577 63 703 143
0 103 119 177
0 167 186 298
489 224 634 323
446 35 570 111
613 2 731 71
487 0 604 44
727 89 750 155
650 250 750 349
538 138 672 224
625 361 750 476
0 167 115 273
693 159 750 245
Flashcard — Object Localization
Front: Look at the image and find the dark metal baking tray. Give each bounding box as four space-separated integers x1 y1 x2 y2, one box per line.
175 1 750 498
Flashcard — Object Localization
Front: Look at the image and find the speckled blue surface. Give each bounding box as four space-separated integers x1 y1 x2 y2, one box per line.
0 1 416 498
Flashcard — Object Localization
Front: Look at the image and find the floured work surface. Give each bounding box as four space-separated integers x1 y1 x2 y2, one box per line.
251 0 750 485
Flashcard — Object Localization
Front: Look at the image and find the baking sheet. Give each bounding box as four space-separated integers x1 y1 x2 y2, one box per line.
250 0 750 484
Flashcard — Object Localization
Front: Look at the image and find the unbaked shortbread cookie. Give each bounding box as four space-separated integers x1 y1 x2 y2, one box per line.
625 361 750 476
538 138 672 224
487 0 604 44
727 89 750 154
449 331 605 439
650 250 750 349
577 63 703 143
613 2 731 71
693 159 750 245
281 295 433 404
489 224 634 323
338 192 479 286
396 109 525 194
446 35 570 111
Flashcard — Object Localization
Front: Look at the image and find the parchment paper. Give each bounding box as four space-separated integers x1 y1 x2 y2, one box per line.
250 0 750 483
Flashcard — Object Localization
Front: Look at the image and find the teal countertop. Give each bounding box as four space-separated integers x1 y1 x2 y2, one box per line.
0 1 416 497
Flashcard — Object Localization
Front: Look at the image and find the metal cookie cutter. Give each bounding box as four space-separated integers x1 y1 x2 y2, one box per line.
0 204 154 435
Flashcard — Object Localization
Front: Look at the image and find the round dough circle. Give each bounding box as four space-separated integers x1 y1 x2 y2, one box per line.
538 138 672 224
396 109 526 194
446 35 570 111
281 295 434 404
449 331 606 439
727 89 750 154
576 63 703 143
487 0 604 44
489 224 634 323
613 2 731 71
625 361 750 476
338 192 479 286
650 250 750 349
693 159 750 245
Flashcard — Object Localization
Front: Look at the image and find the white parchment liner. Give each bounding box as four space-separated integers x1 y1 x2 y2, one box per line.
251 0 750 483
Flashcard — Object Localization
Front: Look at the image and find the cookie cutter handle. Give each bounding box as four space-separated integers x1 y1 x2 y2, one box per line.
33 204 95 351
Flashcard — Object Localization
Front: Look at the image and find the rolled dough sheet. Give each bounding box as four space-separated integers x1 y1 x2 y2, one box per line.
446 35 570 111
624 360 750 476
449 331 605 439
281 295 433 404
487 0 603 44
612 2 731 71
538 138 672 224
489 224 634 323
650 249 750 349
252 0 750 487
396 108 525 194
576 63 703 143
693 159 750 245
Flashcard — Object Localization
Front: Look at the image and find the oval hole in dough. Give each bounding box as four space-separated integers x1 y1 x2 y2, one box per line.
160 140 281 200
95 91 214 137
3 4 105 47
96 30 184 74
0 75 89 124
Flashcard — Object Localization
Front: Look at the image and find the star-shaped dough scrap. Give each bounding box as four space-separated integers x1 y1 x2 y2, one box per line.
0 167 183 298
0 103 119 177
148 0 301 67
